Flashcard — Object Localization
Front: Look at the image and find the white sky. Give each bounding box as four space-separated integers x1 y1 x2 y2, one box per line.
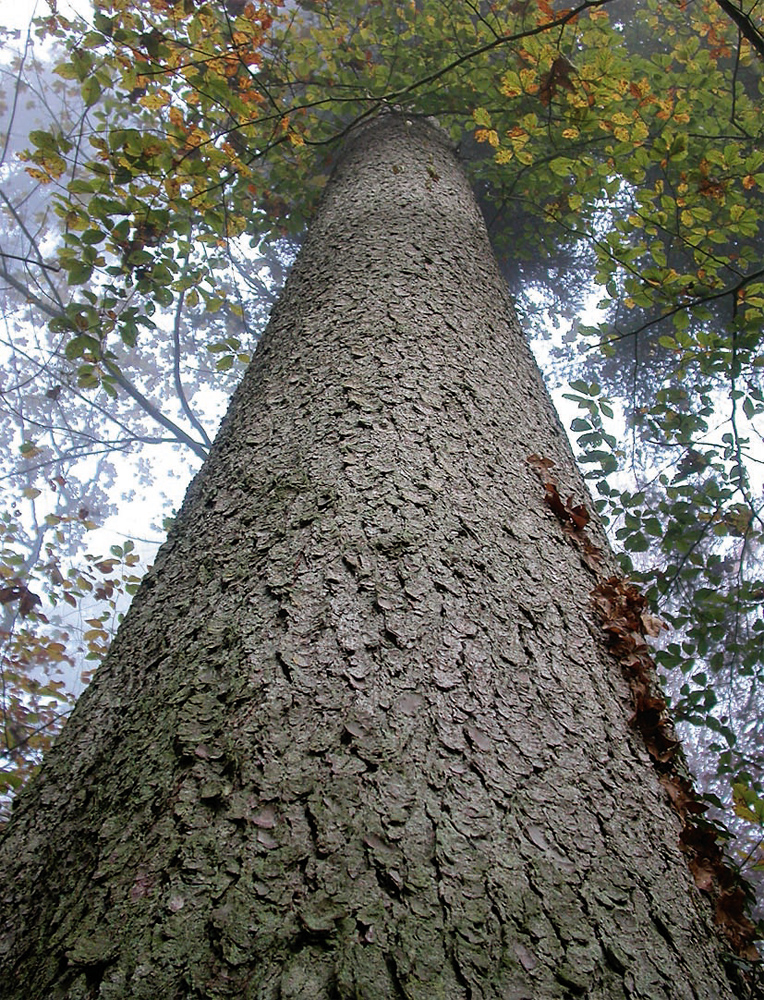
3 1 84 30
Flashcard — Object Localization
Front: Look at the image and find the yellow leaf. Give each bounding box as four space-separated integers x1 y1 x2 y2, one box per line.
561 127 579 140
499 71 523 98
186 127 209 147
474 128 498 147
631 77 651 98
632 122 649 142
25 168 53 185
519 68 537 90
139 89 171 111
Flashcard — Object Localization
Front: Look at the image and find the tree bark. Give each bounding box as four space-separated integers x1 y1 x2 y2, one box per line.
0 114 737 999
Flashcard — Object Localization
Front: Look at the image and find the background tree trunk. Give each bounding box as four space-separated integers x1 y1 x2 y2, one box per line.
0 114 736 999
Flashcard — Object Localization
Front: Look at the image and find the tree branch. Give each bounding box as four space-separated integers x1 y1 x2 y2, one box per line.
712 0 764 63
171 270 212 449
0 251 60 273
590 266 764 349
0 264 209 460
101 359 210 462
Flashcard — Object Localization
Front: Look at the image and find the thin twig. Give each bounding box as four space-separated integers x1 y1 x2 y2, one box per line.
712 0 764 63
0 251 60 273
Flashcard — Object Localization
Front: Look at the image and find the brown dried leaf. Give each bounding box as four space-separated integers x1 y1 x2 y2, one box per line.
567 500 590 529
581 537 604 571
690 857 716 892
716 888 760 959
641 612 668 637
526 453 556 473
659 775 707 819
543 482 568 520
538 56 577 105
645 732 680 763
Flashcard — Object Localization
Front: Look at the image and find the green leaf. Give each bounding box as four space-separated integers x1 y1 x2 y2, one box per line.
68 179 96 195
64 335 99 361
28 130 58 151
77 366 100 390
154 286 174 308
82 77 102 106
66 261 94 285
550 158 573 177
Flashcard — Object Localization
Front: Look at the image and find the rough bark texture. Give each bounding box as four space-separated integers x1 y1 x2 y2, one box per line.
0 115 737 999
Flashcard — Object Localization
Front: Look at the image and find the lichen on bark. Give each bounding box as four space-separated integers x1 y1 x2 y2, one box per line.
0 114 739 999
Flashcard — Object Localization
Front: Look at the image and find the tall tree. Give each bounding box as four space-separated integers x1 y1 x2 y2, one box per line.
2 0 764 846
0 114 749 1000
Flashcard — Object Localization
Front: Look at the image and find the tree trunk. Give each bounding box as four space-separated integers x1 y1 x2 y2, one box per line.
0 114 737 999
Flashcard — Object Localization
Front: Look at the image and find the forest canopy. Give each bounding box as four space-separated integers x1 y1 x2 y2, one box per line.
1 0 764 907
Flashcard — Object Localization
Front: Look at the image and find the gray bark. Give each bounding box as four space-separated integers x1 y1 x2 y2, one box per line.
0 114 737 999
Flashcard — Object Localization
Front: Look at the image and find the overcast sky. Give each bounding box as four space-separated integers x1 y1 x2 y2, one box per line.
6 1 85 31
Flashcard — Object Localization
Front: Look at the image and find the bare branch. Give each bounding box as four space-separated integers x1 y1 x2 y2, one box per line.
713 0 764 64
0 251 60 274
171 265 213 450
